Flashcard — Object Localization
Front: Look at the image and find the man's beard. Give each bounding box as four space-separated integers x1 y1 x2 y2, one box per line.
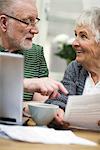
7 34 32 51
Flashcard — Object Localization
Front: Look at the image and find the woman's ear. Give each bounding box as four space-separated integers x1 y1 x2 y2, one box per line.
0 15 8 32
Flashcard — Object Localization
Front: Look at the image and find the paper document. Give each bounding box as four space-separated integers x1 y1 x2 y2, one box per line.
64 94 100 131
0 124 97 146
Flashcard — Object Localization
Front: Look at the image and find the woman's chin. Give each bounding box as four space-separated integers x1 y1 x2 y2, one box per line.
76 57 84 64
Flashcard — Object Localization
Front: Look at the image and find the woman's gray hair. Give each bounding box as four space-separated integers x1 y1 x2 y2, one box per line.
76 7 100 42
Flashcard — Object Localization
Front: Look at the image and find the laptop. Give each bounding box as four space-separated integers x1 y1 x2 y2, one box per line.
0 52 24 125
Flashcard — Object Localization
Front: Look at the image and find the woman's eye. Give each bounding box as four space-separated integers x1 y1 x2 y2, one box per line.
74 33 77 37
81 34 87 39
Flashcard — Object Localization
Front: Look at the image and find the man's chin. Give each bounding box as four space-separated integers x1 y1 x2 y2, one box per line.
20 44 32 50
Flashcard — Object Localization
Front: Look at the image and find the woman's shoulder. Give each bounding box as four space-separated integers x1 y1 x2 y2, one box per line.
67 60 88 77
67 60 82 70
65 60 88 76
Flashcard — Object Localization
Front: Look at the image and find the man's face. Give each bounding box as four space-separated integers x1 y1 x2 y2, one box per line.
6 1 39 51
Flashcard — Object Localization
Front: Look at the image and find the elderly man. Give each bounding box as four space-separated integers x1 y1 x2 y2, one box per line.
0 0 67 99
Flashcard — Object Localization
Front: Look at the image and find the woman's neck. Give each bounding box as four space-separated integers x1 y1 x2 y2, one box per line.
90 72 100 84
82 61 100 84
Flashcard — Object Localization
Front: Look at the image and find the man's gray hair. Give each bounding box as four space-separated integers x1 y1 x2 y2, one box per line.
0 0 14 13
0 0 36 14
76 7 100 42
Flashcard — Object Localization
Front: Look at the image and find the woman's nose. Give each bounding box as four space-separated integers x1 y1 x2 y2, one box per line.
72 39 80 49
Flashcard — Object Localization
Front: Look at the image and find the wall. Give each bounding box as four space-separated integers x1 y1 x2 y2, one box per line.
82 0 100 9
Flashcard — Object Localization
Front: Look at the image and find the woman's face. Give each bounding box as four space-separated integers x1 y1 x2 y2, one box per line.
72 25 100 66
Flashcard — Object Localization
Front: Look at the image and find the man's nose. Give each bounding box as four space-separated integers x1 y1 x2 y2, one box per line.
30 26 39 35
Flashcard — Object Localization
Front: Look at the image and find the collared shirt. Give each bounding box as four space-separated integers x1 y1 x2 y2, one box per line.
83 73 100 95
0 44 49 101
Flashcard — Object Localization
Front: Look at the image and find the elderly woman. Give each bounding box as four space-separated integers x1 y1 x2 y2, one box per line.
46 7 100 128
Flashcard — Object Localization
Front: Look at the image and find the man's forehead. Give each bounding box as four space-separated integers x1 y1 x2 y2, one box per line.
11 0 37 16
10 0 36 9
14 0 36 4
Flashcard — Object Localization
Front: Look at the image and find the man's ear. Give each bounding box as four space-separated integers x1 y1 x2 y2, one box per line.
0 15 8 32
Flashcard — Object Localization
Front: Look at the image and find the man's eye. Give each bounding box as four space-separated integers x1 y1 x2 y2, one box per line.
22 19 30 24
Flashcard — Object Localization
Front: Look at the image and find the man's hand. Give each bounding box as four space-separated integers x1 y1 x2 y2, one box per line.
24 77 68 98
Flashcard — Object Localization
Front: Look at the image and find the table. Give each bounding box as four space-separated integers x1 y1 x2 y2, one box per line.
0 129 100 150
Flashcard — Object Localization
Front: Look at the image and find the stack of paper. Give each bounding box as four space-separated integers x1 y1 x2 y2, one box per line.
0 124 97 146
64 94 100 131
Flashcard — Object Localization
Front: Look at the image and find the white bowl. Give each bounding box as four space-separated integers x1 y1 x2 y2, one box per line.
28 102 59 126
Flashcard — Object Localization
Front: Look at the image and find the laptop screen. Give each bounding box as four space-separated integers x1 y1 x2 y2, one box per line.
0 52 24 125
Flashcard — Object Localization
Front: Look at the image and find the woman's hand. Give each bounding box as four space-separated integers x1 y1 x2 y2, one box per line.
48 108 70 129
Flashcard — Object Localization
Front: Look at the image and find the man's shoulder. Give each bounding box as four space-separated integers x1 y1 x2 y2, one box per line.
24 44 43 56
32 44 43 51
0 45 5 52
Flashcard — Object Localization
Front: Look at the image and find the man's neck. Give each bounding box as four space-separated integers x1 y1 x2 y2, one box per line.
0 37 17 52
